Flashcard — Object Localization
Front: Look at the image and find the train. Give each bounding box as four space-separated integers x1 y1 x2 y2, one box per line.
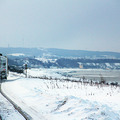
0 54 8 80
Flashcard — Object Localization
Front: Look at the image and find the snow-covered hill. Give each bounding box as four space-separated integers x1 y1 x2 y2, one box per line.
1 47 120 69
8 57 120 70
1 47 120 58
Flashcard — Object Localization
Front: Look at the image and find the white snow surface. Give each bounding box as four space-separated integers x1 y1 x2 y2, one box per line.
0 93 25 120
105 63 111 67
8 53 25 56
1 69 120 120
35 57 57 63
114 63 120 66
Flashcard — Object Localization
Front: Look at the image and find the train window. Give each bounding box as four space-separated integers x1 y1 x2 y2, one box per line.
3 63 6 66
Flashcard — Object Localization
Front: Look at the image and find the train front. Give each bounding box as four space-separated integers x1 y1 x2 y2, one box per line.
0 54 8 80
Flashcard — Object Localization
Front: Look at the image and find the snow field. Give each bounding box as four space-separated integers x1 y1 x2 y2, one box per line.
2 69 120 120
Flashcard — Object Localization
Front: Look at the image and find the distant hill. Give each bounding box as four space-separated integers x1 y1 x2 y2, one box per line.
1 47 120 69
7 57 120 70
0 47 120 58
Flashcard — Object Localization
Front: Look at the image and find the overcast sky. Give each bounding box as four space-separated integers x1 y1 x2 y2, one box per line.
0 0 120 52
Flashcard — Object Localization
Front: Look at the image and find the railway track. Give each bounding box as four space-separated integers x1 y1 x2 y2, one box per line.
0 79 32 120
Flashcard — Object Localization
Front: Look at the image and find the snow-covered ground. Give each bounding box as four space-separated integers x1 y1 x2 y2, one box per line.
0 93 25 120
1 69 120 120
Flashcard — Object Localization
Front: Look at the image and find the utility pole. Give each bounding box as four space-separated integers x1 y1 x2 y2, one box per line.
25 64 27 78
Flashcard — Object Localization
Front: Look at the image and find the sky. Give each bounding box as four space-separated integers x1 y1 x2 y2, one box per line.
0 0 120 52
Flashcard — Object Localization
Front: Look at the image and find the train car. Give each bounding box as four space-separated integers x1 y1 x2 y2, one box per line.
0 54 8 80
